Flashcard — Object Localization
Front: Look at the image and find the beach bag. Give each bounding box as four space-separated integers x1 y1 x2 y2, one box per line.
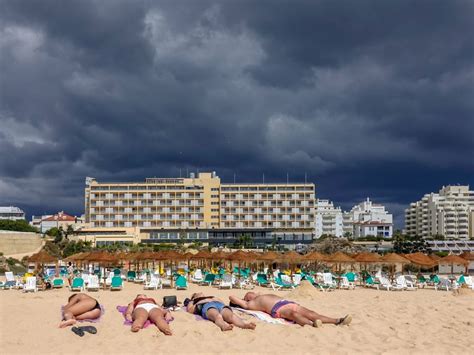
162 296 177 308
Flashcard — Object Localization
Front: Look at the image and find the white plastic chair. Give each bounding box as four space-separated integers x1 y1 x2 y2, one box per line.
23 277 38 293
144 276 160 290
191 269 203 283
293 274 302 286
219 274 233 289
87 275 100 291
339 276 355 290
322 273 337 289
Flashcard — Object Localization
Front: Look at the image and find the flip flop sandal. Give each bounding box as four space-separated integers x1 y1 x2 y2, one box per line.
71 326 85 337
79 326 97 334
336 315 352 326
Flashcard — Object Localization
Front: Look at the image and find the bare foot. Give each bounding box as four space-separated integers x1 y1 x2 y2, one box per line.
243 322 256 330
59 319 76 328
215 319 233 331
131 324 142 332
161 327 173 336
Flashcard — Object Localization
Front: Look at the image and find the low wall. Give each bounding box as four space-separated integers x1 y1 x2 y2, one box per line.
0 231 43 256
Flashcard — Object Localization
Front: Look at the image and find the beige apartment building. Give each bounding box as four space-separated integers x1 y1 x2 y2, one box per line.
83 172 315 247
405 185 474 240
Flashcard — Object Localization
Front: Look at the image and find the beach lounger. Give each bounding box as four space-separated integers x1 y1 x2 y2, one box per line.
110 276 123 291
71 277 85 292
320 273 337 291
256 273 270 287
435 278 452 292
377 276 396 291
402 276 417 290
127 271 136 281
144 276 160 290
4 272 18 289
200 273 216 286
459 275 474 290
52 278 64 289
175 275 188 290
87 275 100 291
339 276 355 290
156 276 170 288
219 274 233 289
271 276 294 291
191 269 204 283
23 277 38 293
417 275 428 288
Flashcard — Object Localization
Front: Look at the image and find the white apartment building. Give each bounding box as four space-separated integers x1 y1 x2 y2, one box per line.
0 206 25 220
344 198 393 238
314 199 343 238
405 185 474 240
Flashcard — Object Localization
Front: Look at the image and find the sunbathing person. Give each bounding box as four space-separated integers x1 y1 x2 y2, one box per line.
124 294 173 335
59 293 101 328
229 292 352 327
184 292 256 331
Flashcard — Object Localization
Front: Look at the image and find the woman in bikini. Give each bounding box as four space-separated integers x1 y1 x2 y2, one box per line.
59 293 101 328
184 292 256 331
125 294 173 335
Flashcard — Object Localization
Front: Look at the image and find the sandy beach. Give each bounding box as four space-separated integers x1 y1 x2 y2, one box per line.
0 281 472 355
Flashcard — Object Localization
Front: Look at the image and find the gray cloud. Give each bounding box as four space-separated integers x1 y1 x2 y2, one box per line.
1 0 473 227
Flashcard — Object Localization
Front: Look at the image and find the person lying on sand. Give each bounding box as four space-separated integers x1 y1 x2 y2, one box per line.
125 294 173 335
184 292 256 331
59 293 101 328
229 292 352 328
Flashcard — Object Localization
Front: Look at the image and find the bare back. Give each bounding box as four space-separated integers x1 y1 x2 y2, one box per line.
247 294 283 314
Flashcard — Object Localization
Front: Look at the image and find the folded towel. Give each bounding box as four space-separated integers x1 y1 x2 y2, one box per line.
116 306 174 327
61 305 104 323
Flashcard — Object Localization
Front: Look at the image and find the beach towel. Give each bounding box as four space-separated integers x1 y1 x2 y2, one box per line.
231 307 293 325
116 306 174 328
61 305 105 323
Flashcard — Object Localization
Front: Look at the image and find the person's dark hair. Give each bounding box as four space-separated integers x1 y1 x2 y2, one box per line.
183 298 191 307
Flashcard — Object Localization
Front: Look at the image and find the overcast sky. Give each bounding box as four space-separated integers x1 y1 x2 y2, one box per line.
1 0 473 228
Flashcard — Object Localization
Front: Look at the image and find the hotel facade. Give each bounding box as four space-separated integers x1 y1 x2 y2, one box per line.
82 172 315 248
405 185 474 240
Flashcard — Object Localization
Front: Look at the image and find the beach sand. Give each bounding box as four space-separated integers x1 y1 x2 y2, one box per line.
0 281 472 354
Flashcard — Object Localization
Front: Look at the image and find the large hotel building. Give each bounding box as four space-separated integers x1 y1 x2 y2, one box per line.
405 185 474 240
82 172 315 248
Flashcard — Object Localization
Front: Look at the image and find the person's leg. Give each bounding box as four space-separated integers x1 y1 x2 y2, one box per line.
75 308 101 321
221 308 256 329
63 294 83 312
205 308 233 331
131 308 149 332
60 297 96 328
297 306 339 324
148 308 172 335
279 306 313 326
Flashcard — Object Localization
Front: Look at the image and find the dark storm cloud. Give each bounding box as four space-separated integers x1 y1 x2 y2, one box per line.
1 0 473 227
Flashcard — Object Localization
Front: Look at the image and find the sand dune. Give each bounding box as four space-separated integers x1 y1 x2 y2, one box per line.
0 281 472 354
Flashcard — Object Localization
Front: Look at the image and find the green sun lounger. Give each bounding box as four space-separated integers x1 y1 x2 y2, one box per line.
110 276 123 290
70 277 84 292
256 274 269 287
53 278 64 288
199 273 216 286
127 271 136 281
175 275 188 290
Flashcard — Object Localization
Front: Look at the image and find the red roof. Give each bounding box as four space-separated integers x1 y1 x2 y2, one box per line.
42 212 76 222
